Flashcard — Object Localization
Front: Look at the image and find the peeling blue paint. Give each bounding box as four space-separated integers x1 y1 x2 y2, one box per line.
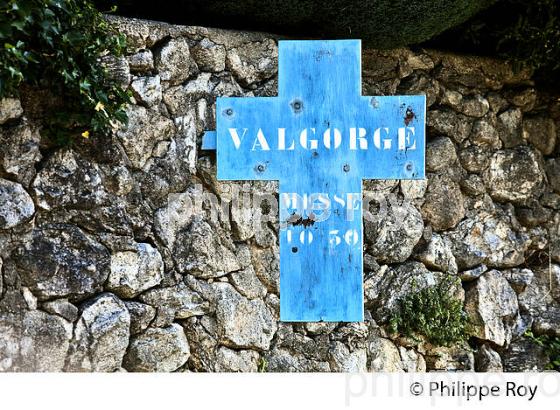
204 40 425 321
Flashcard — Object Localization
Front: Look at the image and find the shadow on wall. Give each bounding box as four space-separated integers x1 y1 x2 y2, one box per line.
94 0 496 48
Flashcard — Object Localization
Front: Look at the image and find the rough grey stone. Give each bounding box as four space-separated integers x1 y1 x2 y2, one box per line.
406 53 435 71
20 287 35 309
230 266 268 299
541 192 560 209
503 268 534 294
215 347 259 372
107 243 164 298
458 95 490 118
497 108 523 148
546 158 560 194
136 112 197 199
154 37 197 85
425 136 457 172
305 322 337 335
518 265 560 335
440 88 463 109
445 205 530 269
550 213 560 263
522 115 556 155
421 174 465 231
465 270 519 346
431 50 532 90
368 337 403 372
470 117 502 149
400 179 428 200
100 55 131 88
364 195 423 263
500 337 548 371
123 324 190 372
124 301 157 335
0 98 23 124
516 200 552 227
458 145 490 173
173 218 241 278
398 74 440 107
508 88 537 112
532 307 560 336
415 233 458 274
328 341 368 372
163 73 215 116
0 178 34 229
116 105 175 169
214 283 277 350
67 293 130 372
424 345 474 371
483 146 545 203
191 38 227 72
15 224 110 301
42 299 79 322
0 124 41 187
422 175 465 231
272 322 330 360
460 174 486 196
518 265 560 327
252 246 280 295
459 264 488 282
475 344 503 372
131 75 162 107
266 348 330 372
103 164 134 196
487 92 509 113
216 346 259 373
127 49 154 74
398 347 426 372
139 282 209 326
0 310 72 371
427 109 472 143
183 316 219 371
226 39 278 87
32 149 107 211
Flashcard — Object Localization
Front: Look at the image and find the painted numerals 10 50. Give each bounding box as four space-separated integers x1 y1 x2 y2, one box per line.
285 229 359 246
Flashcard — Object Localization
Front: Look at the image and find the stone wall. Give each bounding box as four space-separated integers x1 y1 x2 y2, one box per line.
0 16 559 372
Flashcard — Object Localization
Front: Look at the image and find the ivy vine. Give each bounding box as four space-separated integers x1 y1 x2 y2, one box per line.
0 0 130 143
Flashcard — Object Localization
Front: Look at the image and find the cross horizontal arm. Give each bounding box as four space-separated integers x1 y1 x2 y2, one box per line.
202 131 217 150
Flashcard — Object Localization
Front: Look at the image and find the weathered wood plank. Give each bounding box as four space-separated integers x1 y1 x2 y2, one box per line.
207 40 425 321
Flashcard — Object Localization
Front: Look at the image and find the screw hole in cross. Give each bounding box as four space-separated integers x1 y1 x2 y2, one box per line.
291 99 303 113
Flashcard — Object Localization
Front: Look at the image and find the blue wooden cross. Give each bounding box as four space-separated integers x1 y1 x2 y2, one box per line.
203 40 425 322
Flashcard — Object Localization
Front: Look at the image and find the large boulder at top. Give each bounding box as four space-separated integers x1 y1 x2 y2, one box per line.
111 0 497 49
